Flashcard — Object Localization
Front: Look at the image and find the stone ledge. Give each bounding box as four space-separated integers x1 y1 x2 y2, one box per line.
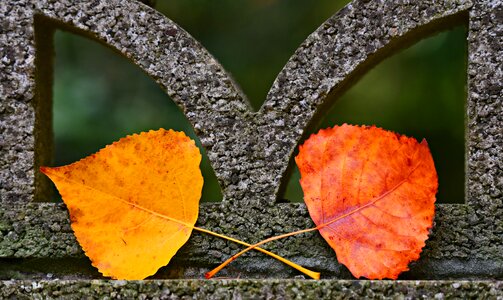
1 256 501 281
1 279 501 299
1 203 502 279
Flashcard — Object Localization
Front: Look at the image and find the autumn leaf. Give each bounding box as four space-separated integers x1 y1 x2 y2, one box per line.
206 124 437 280
297 124 438 279
41 129 202 279
41 129 319 280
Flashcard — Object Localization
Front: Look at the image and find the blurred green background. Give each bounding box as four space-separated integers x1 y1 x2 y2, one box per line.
52 0 467 203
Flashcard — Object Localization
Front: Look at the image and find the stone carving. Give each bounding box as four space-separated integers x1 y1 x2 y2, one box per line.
0 0 501 281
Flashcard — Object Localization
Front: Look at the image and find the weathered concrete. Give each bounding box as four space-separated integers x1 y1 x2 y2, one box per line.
1 280 501 299
0 0 501 295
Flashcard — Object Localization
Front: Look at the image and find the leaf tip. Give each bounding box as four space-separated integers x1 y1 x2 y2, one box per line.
39 166 51 175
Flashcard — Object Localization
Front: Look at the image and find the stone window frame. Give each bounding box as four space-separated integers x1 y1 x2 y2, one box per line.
0 0 501 279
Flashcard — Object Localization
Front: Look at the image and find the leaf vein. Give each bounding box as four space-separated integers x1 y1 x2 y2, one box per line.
46 170 193 228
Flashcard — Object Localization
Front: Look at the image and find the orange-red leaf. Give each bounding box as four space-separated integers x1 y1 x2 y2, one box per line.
41 129 203 279
296 124 437 279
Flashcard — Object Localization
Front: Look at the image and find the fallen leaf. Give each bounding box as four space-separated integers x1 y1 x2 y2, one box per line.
41 129 203 279
296 124 437 279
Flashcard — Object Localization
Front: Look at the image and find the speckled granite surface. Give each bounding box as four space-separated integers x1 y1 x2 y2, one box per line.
1 280 502 299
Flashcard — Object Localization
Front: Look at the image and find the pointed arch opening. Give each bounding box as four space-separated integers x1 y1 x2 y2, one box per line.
47 29 223 202
282 26 467 204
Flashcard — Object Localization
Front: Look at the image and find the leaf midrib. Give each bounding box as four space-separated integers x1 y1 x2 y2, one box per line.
46 169 194 228
316 159 423 230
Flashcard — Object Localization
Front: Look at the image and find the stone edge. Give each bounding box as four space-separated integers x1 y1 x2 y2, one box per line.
0 279 501 299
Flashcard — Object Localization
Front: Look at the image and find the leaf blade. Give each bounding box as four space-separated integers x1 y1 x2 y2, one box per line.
296 124 437 279
41 129 203 279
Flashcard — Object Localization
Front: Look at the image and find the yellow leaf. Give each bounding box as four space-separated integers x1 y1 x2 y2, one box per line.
41 129 203 279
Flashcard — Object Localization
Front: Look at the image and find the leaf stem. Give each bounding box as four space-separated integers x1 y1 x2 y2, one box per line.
204 226 320 279
192 226 320 280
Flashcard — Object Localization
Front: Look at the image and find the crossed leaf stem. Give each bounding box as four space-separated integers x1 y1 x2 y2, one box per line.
191 226 320 280
205 226 320 279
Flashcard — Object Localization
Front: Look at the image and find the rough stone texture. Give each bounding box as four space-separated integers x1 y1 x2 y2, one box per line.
0 2 38 204
466 1 502 214
0 0 501 294
1 280 502 299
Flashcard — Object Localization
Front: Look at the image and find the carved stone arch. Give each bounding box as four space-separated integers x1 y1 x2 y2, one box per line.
5 0 253 202
260 0 472 201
